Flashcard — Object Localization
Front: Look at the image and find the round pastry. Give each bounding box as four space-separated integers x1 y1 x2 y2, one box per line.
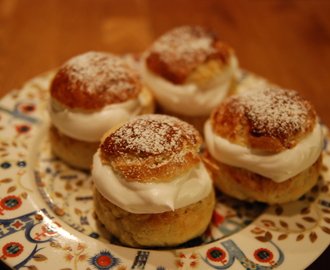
48 51 154 170
203 87 324 205
140 25 239 134
92 114 215 247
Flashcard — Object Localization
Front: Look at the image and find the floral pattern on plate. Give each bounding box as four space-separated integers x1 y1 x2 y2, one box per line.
0 55 330 270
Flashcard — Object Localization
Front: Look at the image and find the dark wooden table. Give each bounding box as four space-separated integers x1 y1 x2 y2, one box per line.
1 1 329 269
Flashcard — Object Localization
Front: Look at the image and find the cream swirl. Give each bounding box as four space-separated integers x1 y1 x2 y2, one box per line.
92 151 213 214
48 94 145 142
140 56 238 116
204 120 324 183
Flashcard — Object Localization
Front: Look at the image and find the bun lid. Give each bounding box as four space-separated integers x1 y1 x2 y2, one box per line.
210 87 317 152
99 114 202 182
145 25 235 84
50 51 141 110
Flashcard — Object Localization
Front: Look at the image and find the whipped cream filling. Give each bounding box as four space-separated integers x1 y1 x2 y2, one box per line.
92 151 213 214
204 120 324 183
48 94 145 142
140 56 239 116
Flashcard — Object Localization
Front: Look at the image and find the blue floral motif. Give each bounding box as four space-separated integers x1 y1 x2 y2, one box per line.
88 250 121 270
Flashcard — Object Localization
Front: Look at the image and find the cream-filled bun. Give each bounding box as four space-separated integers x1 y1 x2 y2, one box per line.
203 87 324 204
140 25 239 134
48 51 154 169
92 114 215 247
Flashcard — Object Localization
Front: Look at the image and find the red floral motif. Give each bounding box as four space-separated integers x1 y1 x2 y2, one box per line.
88 250 120 269
65 253 74 262
176 260 184 268
18 103 36 114
78 253 88 262
1 242 24 260
251 227 265 235
97 255 112 266
206 247 227 264
179 253 186 258
34 222 62 241
190 254 197 259
0 196 22 214
15 124 31 134
253 248 274 264
12 220 24 229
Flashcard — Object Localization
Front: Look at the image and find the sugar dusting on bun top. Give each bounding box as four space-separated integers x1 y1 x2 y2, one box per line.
211 87 317 151
100 114 202 182
145 25 234 84
50 51 141 110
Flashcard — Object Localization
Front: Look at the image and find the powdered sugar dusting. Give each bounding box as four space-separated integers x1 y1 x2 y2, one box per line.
149 26 218 66
64 51 137 94
101 114 199 156
231 87 314 137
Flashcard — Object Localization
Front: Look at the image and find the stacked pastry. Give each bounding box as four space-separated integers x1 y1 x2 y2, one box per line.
203 87 324 204
92 114 215 247
48 51 154 169
141 25 239 134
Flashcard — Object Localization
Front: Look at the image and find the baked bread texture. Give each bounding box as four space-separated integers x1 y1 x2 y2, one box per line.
48 51 154 169
140 25 238 134
93 185 215 248
92 114 215 247
203 87 324 204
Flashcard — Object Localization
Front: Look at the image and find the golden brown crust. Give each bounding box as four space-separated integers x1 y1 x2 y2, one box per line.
93 185 215 247
99 114 203 182
50 51 141 110
202 151 322 205
145 25 235 84
49 125 99 170
210 87 317 151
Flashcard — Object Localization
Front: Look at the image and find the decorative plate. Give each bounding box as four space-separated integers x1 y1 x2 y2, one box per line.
1 55 330 270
